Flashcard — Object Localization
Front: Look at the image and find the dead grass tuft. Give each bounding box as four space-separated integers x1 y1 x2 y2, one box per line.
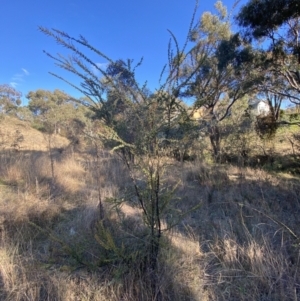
55 156 86 194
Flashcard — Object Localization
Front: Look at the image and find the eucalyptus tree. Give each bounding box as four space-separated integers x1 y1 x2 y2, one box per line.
27 89 81 135
0 84 22 115
180 1 261 161
235 0 300 138
237 0 300 94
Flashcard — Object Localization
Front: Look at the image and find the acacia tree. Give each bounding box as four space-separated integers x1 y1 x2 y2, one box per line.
39 6 204 295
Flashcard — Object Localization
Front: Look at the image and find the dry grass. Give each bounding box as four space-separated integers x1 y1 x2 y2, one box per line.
0 115 69 151
177 161 300 300
0 118 300 300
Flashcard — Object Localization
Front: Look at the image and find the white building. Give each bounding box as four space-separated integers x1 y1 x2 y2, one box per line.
248 99 270 116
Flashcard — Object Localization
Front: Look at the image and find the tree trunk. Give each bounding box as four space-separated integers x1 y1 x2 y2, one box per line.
209 125 221 162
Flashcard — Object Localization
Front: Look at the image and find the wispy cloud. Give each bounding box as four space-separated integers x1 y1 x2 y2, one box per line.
22 68 29 76
10 68 30 88
10 82 18 88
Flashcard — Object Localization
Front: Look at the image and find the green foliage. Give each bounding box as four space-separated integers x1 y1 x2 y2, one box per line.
181 1 261 161
220 96 256 163
26 89 89 137
255 114 278 140
237 0 300 94
0 84 22 115
289 113 300 122
236 0 300 40
15 106 34 122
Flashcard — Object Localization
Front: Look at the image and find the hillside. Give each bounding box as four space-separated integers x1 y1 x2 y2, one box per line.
0 115 69 151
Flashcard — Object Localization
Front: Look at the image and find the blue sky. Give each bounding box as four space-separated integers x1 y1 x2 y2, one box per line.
1 0 246 105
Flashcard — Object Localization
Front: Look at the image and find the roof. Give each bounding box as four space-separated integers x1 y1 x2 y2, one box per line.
248 98 267 107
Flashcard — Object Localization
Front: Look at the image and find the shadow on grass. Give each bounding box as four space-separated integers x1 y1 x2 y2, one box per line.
0 148 203 300
174 162 300 300
221 152 300 175
1 148 300 300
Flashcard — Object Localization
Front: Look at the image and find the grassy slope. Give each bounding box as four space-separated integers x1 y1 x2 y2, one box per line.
0 115 69 151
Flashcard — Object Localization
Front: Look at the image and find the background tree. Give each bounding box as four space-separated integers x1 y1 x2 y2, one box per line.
0 84 22 115
237 0 300 93
236 0 300 139
220 95 259 164
27 89 82 136
180 1 260 161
